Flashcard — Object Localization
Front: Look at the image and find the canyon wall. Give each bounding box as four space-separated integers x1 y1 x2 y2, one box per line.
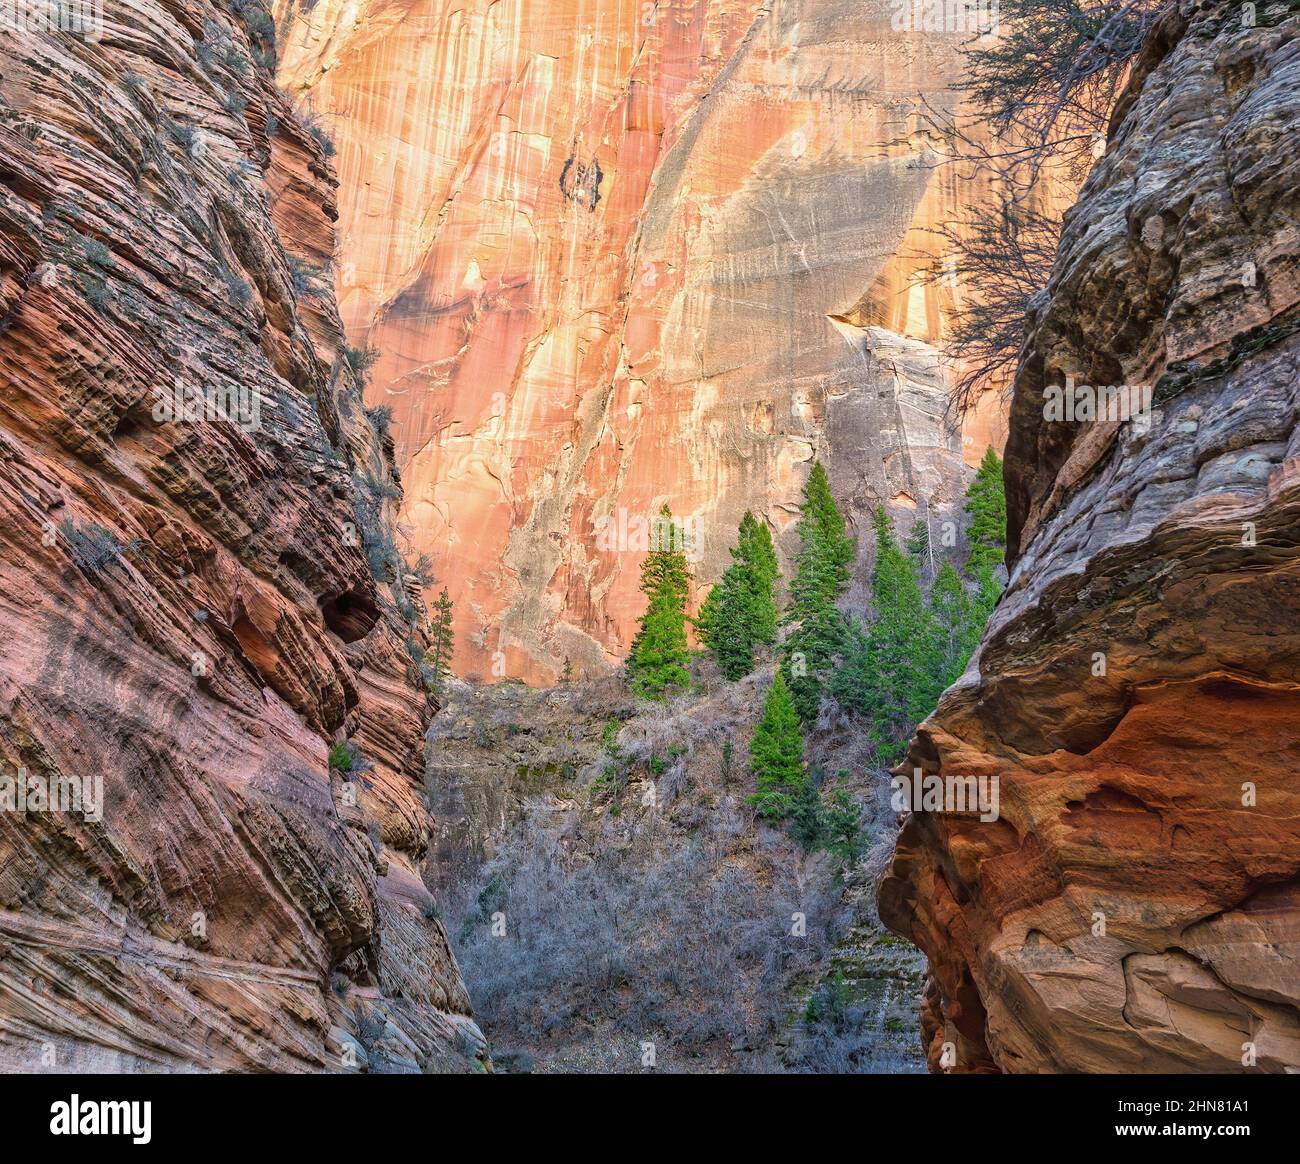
274 0 1003 681
881 1 1300 1073
0 2 479 1070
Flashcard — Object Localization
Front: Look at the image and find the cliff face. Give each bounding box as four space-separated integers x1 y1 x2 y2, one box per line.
881 3 1300 1073
0 3 480 1070
274 0 1002 681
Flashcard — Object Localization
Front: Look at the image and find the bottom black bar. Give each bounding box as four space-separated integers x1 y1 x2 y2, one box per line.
0 1070 1287 1149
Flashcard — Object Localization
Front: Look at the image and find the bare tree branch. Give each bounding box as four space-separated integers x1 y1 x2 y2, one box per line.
910 1 1168 411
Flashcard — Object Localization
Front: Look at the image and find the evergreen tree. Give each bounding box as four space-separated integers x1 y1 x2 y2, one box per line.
747 669 806 820
627 504 692 699
788 770 865 866
819 788 865 866
744 512 780 642
829 617 872 721
963 447 1008 643
631 586 691 698
831 507 934 761
927 562 974 691
694 581 722 648
906 515 930 561
426 588 455 693
823 459 1007 764
965 447 1007 584
780 462 855 723
789 776 826 851
696 511 779 680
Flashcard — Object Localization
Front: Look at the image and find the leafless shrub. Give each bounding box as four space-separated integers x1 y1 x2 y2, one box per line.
960 0 1165 192
922 200 1062 413
786 981 921 1074
448 798 853 1057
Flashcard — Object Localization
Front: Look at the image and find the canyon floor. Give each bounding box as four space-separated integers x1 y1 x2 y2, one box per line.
427 671 927 1073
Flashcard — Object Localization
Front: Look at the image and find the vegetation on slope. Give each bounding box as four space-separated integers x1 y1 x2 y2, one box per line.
436 458 1007 1071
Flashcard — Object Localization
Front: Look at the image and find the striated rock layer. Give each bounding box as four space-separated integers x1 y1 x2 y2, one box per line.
274 0 1004 681
881 2 1300 1073
0 3 480 1070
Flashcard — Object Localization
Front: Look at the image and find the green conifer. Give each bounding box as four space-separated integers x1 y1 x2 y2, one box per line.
627 504 692 699
426 588 455 694
927 561 974 691
747 669 806 820
965 447 1006 584
696 511 779 680
780 462 855 723
831 507 934 760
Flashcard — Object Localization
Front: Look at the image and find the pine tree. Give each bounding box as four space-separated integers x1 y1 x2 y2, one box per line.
696 511 779 680
831 507 934 761
820 788 865 866
789 776 826 851
906 515 930 562
926 561 973 691
965 447 1007 584
426 588 454 693
874 508 936 733
695 580 722 644
780 462 855 723
630 585 691 698
823 460 1007 764
627 504 692 699
747 669 806 820
787 463 854 608
962 447 1008 644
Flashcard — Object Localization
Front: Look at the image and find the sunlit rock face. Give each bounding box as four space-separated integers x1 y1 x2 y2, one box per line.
0 1 478 1071
880 4 1300 1073
275 0 1002 680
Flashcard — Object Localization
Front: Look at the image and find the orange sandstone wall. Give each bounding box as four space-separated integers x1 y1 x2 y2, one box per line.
276 0 1001 680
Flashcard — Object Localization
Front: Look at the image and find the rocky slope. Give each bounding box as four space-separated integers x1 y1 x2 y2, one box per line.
272 0 1007 681
0 3 480 1070
881 1 1300 1073
428 671 925 1072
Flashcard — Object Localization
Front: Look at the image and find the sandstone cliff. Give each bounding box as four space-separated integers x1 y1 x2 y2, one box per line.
273 0 1004 681
881 1 1300 1073
0 2 480 1070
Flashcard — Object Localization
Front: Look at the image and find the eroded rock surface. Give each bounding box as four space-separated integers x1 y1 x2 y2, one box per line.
0 2 479 1071
274 0 1003 680
881 2 1300 1073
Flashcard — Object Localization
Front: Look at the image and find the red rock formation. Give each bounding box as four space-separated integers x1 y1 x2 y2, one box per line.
880 3 1300 1073
0 2 479 1070
274 0 1005 681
